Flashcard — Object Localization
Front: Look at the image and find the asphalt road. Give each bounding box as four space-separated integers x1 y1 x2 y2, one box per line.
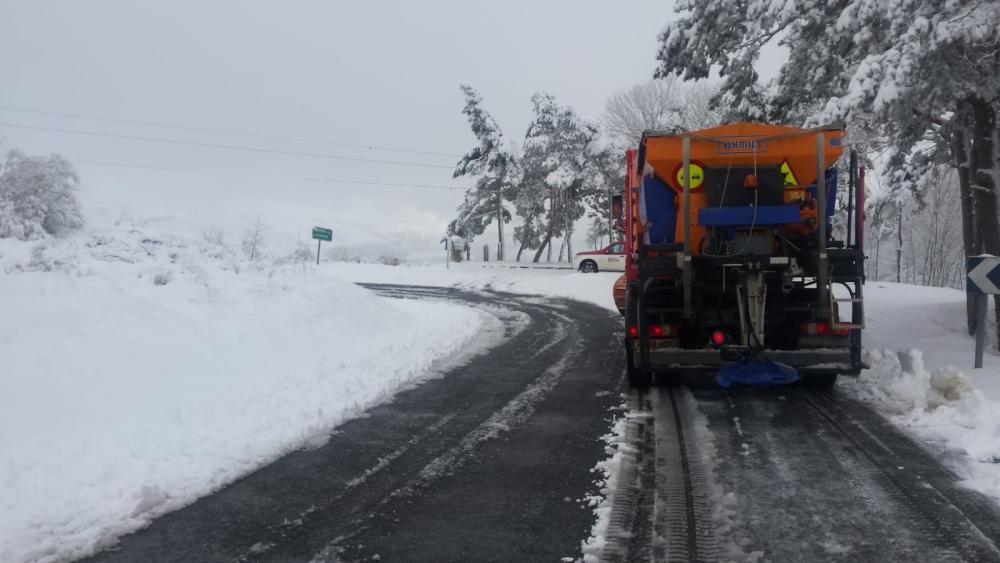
83 285 626 563
607 384 1000 562
81 284 1000 562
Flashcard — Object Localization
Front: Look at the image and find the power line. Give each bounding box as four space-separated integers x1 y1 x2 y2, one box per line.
71 158 464 191
0 122 457 170
0 104 464 159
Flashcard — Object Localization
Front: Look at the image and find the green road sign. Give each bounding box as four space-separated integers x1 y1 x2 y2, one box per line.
312 227 332 242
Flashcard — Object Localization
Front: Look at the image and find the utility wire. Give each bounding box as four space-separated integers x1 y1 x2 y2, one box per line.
0 122 456 170
71 158 463 191
0 104 463 158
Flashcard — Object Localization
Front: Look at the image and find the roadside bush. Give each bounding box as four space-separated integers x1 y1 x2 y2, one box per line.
0 150 84 240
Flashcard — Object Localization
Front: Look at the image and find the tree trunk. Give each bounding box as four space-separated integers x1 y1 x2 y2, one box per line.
953 119 978 333
896 206 903 283
532 238 550 263
536 189 558 263
516 241 525 262
496 189 505 262
968 97 1000 348
566 223 574 262
557 238 566 262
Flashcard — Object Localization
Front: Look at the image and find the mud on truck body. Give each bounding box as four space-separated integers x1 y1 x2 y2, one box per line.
614 123 866 388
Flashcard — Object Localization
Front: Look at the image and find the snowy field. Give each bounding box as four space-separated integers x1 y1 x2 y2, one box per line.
3 215 999 563
0 226 497 563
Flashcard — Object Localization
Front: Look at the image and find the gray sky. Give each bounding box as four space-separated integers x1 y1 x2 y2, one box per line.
0 1 785 256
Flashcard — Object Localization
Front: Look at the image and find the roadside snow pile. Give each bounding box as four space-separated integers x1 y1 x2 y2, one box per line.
847 349 1000 499
0 224 490 563
579 406 627 562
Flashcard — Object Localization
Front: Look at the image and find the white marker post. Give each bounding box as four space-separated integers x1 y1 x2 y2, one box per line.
967 254 1000 368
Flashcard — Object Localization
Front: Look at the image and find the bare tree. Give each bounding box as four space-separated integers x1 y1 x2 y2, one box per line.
603 78 684 144
242 217 268 262
603 78 723 145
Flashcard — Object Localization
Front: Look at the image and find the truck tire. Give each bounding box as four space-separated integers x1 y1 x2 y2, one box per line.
579 260 598 273
625 341 652 387
802 373 838 389
623 285 649 387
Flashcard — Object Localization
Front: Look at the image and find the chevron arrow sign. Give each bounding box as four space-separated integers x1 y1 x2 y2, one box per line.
967 255 1000 294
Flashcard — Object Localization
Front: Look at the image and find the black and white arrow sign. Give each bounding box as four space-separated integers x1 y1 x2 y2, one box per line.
967 255 1000 295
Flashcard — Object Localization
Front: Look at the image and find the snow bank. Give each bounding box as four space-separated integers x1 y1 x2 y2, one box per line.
846 349 1000 500
0 225 489 563
579 404 627 562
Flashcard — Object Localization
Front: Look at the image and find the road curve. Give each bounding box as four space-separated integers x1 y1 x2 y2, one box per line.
77 283 1000 563
82 284 625 563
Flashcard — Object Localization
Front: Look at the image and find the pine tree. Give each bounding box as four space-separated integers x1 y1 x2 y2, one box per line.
451 85 516 261
520 93 601 262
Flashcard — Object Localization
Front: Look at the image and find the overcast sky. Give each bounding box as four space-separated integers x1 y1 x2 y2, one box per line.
0 1 786 256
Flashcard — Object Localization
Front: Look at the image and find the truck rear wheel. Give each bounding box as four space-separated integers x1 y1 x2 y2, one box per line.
625 341 652 387
802 373 838 389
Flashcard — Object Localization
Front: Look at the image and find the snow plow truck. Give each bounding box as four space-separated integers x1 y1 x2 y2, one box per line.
613 123 866 388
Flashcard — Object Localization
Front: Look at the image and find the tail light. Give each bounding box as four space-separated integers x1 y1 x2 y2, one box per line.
801 322 849 336
711 330 726 345
627 324 679 338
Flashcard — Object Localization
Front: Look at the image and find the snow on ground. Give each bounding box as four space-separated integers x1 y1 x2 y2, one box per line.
0 225 496 563
578 404 627 562
839 282 1000 501
6 213 1000 563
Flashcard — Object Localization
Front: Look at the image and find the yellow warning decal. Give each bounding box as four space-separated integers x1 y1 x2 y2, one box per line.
780 160 799 187
676 163 704 190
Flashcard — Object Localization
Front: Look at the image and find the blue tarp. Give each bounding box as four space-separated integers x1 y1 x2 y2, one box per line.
642 175 677 244
716 359 800 388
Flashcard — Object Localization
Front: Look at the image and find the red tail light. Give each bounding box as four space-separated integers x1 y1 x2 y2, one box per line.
628 324 679 338
711 330 726 345
801 322 849 336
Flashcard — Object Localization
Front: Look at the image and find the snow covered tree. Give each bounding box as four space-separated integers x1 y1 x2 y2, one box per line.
580 146 626 247
655 0 1000 343
520 93 601 262
0 150 83 240
451 85 516 261
242 217 268 262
